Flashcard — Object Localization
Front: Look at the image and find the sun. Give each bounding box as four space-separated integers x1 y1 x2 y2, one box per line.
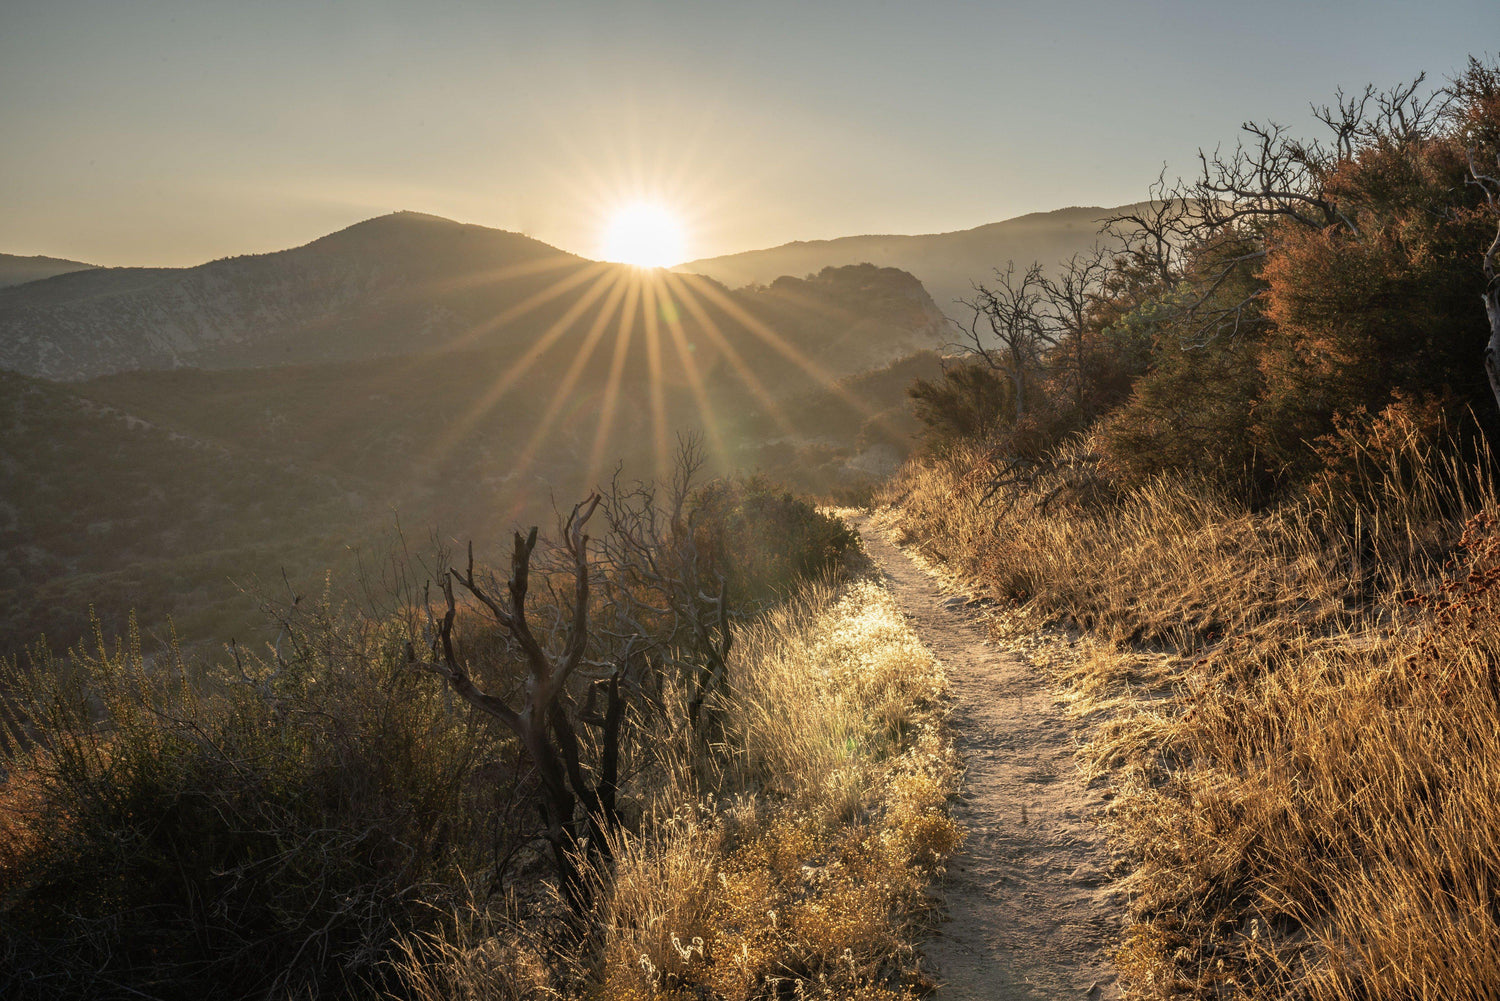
599 202 687 268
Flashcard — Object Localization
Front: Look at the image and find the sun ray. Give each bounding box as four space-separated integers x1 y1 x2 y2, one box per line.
441 258 612 355
662 273 806 440
638 276 673 483
681 277 897 435
508 271 631 482
652 275 729 469
424 251 586 297
586 275 643 487
427 265 620 465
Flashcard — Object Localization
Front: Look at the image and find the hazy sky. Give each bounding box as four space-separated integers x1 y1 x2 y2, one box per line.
2 0 1491 267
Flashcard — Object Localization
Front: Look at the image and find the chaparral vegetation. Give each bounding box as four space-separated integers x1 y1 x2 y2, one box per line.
3 32 1500 1001
885 58 1500 998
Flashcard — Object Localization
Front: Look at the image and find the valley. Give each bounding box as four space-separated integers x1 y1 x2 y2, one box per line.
0 212 993 658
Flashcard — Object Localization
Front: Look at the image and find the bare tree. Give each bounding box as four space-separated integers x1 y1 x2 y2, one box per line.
409 496 622 911
1468 146 1500 412
405 442 743 910
592 435 736 735
1042 247 1111 421
1101 169 1267 347
1187 77 1443 237
1103 167 1196 288
959 261 1051 422
1103 76 1449 348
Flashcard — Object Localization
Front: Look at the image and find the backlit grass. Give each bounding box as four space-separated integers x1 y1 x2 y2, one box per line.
393 579 960 1000
879 432 1500 999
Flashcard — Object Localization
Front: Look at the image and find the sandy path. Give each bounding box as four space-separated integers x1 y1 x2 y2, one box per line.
853 513 1122 1000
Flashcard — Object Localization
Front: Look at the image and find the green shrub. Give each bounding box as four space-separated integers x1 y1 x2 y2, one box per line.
907 361 1012 454
689 476 859 606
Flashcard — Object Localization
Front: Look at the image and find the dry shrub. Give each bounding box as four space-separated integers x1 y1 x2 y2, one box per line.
0 752 49 896
1105 513 1500 998
881 435 1500 999
884 438 1361 646
593 819 724 995
388 578 959 1001
728 581 947 817
390 895 564 1001
585 580 958 1001
0 612 517 1001
1308 392 1455 513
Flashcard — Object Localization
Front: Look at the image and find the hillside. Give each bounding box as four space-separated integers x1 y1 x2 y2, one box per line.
0 367 360 652
676 203 1147 318
0 253 97 289
0 213 950 383
0 213 599 379
0 261 947 657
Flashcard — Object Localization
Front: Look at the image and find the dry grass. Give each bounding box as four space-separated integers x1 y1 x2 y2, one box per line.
395 579 961 1001
879 434 1500 999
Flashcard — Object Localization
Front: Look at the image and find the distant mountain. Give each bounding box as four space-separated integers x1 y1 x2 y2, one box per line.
676 203 1148 319
0 212 947 381
0 252 98 289
0 213 596 379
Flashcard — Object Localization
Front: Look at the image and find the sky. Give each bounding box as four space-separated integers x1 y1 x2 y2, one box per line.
1 0 1492 267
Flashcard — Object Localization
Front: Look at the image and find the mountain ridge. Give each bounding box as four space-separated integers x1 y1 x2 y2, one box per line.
676 202 1150 316
0 252 99 290
0 212 950 384
0 213 598 379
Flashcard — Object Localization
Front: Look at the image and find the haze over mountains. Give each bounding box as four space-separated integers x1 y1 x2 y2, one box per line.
0 201 1140 656
0 210 963 656
677 203 1144 318
0 253 97 290
0 212 950 382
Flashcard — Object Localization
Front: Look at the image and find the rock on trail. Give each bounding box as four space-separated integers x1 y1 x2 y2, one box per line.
852 513 1122 1000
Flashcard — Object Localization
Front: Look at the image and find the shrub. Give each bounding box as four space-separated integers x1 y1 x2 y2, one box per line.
587 581 957 1001
907 361 1012 454
689 476 859 606
388 580 959 1001
0 608 518 1001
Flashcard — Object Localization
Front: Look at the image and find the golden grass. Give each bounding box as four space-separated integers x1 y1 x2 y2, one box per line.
396 579 961 1001
0 751 48 899
879 435 1500 999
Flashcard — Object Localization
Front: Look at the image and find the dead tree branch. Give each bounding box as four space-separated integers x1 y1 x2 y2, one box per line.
408 495 614 912
1467 145 1500 412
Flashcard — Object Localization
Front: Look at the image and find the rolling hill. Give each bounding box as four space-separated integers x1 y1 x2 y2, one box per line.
676 203 1147 319
0 253 97 290
0 213 596 379
0 213 949 381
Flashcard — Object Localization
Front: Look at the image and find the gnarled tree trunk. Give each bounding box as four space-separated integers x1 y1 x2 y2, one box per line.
1485 243 1500 413
410 496 622 912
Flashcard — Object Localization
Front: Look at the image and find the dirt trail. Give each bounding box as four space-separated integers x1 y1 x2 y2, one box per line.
852 513 1122 1000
